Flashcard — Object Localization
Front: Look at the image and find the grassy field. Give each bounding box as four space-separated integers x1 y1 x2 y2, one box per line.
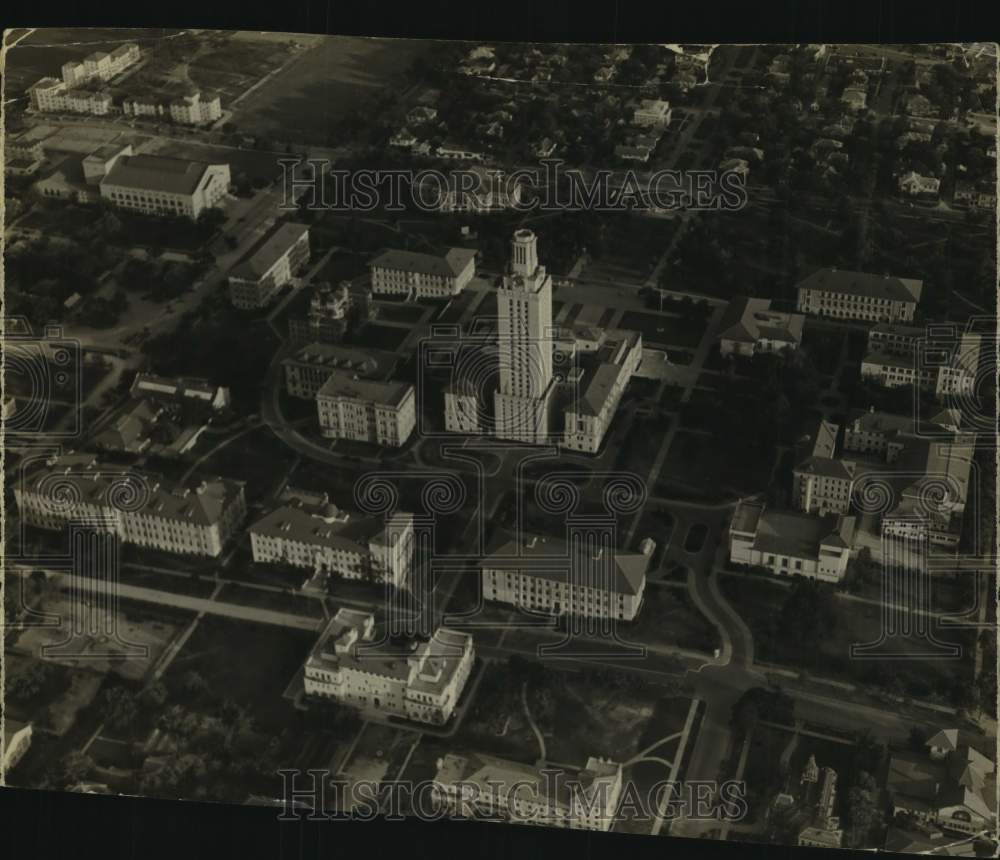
619 309 708 349
191 425 298 505
627 584 719 653
153 139 286 185
721 574 975 701
231 36 431 145
161 616 315 731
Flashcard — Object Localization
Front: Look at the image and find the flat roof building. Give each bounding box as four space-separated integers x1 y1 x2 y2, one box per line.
433 752 623 831
302 608 474 725
130 373 231 412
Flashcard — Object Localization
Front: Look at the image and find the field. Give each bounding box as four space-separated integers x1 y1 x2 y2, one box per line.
231 36 432 145
152 139 286 185
161 616 316 731
618 309 708 349
190 425 297 505
626 584 720 653
720 574 975 701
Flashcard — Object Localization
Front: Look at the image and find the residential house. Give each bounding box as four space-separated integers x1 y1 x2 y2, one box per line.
887 730 996 836
898 171 941 198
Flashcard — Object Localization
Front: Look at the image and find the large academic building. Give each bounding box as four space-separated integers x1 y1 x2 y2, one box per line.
796 268 922 323
302 609 475 725
99 154 230 219
15 453 246 558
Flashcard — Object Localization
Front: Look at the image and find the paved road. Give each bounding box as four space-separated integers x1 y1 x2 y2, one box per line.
43 572 324 633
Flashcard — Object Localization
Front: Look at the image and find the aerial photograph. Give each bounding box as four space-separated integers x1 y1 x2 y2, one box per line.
1 26 997 857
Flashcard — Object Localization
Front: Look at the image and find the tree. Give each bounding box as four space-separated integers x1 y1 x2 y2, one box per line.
101 686 139 732
8 662 55 701
180 671 209 699
777 580 836 664
846 770 882 848
62 751 95 786
140 682 168 710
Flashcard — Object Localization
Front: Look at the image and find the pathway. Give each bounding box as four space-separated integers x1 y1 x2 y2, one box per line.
521 681 547 763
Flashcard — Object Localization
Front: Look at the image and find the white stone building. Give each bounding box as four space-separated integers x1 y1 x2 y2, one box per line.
100 154 230 219
15 453 246 558
316 375 416 447
480 532 654 621
228 222 311 310
369 247 476 299
796 268 923 323
433 753 623 831
728 499 855 583
249 488 413 587
302 609 474 725
560 329 643 454
494 230 557 445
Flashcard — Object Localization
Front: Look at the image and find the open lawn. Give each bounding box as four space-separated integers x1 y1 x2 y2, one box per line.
161 616 315 731
618 310 707 349
218 582 325 620
231 36 431 145
191 425 297 505
626 584 719 653
314 250 370 286
456 659 681 768
153 139 286 186
720 573 975 703
353 323 410 352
